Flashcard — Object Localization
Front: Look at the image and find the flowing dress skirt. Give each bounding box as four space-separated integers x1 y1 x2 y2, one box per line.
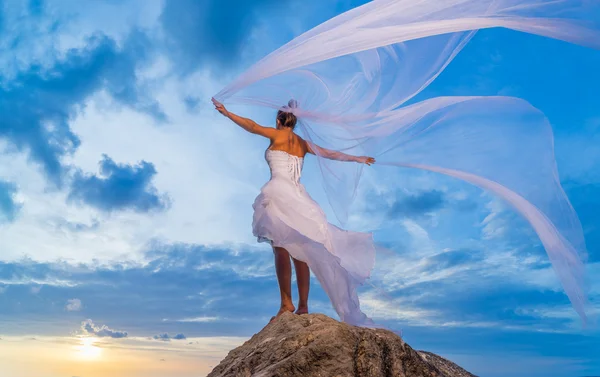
252 151 376 326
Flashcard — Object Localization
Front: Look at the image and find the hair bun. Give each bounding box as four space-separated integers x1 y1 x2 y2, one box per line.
288 99 298 109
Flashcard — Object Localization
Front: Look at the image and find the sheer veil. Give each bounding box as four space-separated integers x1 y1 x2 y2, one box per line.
213 0 600 324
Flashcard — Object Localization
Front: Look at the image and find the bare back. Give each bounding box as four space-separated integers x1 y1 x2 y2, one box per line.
267 129 309 158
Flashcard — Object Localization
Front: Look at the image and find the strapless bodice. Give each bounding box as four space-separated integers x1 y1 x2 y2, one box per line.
265 149 304 185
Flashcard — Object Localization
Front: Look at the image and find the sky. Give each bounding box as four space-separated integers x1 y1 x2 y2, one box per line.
0 1 599 377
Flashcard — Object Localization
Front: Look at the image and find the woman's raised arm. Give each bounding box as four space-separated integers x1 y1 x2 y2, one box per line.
306 141 375 165
212 98 279 139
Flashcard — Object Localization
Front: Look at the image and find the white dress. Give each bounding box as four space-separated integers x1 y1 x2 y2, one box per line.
252 149 377 326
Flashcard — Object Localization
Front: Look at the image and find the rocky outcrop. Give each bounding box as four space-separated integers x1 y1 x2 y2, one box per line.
208 312 477 377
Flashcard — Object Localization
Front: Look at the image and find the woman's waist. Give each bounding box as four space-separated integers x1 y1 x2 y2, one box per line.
269 171 302 183
262 175 305 191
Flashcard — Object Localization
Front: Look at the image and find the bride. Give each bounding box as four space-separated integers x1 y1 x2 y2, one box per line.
212 98 377 325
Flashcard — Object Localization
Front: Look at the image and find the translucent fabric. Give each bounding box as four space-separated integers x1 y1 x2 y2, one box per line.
213 0 600 324
253 150 377 326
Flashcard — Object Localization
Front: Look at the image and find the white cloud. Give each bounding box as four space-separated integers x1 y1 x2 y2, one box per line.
66 298 82 312
0 0 277 265
174 316 220 323
81 319 128 338
361 291 440 324
0 277 77 287
0 70 270 264
30 286 42 294
480 197 508 240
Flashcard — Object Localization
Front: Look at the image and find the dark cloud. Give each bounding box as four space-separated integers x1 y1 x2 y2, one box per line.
153 332 186 341
0 31 165 186
160 0 290 72
68 155 170 213
423 249 484 271
0 240 588 339
0 244 283 337
81 319 128 338
0 180 21 223
389 190 446 219
153 333 170 341
384 189 478 219
183 96 201 112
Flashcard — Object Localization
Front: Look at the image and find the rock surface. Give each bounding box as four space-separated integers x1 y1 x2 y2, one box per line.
208 312 477 377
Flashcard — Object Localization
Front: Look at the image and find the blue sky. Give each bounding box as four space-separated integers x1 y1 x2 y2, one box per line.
0 1 599 377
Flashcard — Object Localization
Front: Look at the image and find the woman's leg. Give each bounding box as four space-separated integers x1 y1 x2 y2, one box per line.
272 247 295 321
292 257 310 314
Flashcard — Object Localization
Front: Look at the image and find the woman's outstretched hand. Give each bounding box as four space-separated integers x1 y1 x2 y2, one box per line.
357 156 376 165
212 98 229 117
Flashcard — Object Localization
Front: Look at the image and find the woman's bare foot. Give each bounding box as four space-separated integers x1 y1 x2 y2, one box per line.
295 306 309 315
269 304 295 323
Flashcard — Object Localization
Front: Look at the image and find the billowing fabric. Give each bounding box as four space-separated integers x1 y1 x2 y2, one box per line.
214 0 600 324
253 149 377 326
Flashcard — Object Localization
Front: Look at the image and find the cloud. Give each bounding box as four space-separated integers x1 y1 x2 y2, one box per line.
81 319 127 338
66 298 82 312
0 243 290 336
183 96 201 112
1 240 594 339
68 155 170 213
423 249 484 272
30 286 42 294
153 333 170 341
51 218 100 233
379 188 478 221
159 0 291 72
174 316 220 323
153 332 186 341
389 189 446 219
0 29 164 186
0 180 21 223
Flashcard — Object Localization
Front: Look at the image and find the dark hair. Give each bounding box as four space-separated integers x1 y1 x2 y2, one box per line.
276 99 298 129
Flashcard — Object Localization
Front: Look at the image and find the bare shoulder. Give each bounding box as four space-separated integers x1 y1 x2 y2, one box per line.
296 135 312 154
297 135 316 154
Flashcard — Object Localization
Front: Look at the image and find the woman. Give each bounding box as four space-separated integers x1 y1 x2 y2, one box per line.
212 98 377 325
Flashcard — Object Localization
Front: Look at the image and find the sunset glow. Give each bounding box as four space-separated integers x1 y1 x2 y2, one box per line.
75 337 102 360
0 336 245 377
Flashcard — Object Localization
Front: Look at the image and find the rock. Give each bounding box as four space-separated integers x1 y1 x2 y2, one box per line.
416 352 475 377
208 312 477 377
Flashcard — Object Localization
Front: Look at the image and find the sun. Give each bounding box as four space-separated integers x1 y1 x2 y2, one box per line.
75 337 102 360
